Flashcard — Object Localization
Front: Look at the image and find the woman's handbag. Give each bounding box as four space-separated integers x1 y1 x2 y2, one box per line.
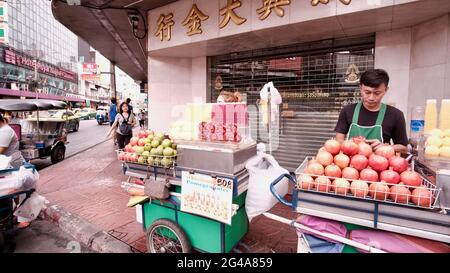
144 177 171 200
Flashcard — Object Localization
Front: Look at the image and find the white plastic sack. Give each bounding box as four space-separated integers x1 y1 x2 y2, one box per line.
260 82 282 106
18 166 39 190
14 192 46 221
245 152 289 221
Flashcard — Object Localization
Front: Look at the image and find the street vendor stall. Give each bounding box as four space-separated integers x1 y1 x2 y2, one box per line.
266 135 450 253
116 103 256 253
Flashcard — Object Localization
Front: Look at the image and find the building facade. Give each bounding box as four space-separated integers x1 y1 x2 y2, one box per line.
0 0 81 103
145 0 450 170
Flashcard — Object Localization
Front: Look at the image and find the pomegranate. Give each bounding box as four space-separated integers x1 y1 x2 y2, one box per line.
360 168 379 182
411 187 434 207
305 162 325 176
369 154 389 172
352 136 366 144
350 155 369 171
318 147 327 153
308 158 318 166
380 168 400 185
369 182 390 201
389 183 411 204
315 176 332 193
389 156 408 173
400 170 422 187
125 144 133 153
138 131 147 139
341 140 359 156
138 139 146 147
334 153 350 169
375 145 395 159
298 175 316 190
316 151 334 167
342 167 360 180
130 137 139 146
332 178 350 195
324 139 341 155
350 180 369 198
358 142 373 158
324 164 342 178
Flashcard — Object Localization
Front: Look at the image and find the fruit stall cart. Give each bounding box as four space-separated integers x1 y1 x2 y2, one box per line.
265 140 450 253
117 133 256 253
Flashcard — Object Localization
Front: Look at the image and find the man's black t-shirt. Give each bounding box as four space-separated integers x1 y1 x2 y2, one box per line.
334 103 408 145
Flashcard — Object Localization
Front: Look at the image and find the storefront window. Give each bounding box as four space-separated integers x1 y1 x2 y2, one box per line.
209 36 375 170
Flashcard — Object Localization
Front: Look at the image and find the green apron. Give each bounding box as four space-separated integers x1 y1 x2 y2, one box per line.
342 102 387 253
347 102 387 142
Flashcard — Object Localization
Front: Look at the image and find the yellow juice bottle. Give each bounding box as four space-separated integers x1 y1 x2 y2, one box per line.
424 99 438 134
439 99 450 131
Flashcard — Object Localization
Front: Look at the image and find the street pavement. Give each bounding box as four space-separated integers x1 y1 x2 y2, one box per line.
36 140 299 253
33 119 110 170
13 219 94 253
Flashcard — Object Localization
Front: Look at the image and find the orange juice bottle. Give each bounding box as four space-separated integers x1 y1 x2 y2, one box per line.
424 99 438 133
439 99 450 131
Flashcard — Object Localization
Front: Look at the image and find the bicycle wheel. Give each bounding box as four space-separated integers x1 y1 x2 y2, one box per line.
146 219 191 253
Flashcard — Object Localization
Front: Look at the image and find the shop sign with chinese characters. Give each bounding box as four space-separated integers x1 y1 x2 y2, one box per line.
181 171 233 225
151 0 352 42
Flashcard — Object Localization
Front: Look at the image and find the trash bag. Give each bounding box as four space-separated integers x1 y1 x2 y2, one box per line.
245 152 289 221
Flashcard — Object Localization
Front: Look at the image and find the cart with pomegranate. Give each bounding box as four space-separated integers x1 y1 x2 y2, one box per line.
116 122 255 253
266 137 450 253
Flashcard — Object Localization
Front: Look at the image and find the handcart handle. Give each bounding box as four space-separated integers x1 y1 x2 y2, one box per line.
270 173 296 207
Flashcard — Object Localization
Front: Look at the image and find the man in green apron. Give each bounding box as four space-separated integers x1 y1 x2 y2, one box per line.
334 69 409 252
335 69 408 154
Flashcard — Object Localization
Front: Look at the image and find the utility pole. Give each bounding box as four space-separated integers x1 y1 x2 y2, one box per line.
110 62 117 100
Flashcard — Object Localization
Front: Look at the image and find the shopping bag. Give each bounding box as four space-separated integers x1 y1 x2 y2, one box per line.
245 152 289 221
18 166 39 190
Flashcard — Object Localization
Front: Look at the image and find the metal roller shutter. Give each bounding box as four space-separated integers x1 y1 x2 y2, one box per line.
209 35 375 171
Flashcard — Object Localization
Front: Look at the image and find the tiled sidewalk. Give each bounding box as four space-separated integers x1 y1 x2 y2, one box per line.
37 140 298 253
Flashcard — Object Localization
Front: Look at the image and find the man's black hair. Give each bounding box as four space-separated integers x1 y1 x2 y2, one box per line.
360 69 389 88
126 98 131 103
0 112 4 122
111 97 117 104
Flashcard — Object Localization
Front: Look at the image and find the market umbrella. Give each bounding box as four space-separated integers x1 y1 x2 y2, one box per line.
0 99 67 111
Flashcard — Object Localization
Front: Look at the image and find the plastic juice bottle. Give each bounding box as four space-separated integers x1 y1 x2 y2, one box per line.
439 99 450 130
410 106 425 140
424 99 438 133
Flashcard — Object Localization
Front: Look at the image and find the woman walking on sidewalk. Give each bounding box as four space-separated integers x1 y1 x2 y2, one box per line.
107 102 137 149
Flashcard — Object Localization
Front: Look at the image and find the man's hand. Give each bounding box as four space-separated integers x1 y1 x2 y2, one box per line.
366 139 383 151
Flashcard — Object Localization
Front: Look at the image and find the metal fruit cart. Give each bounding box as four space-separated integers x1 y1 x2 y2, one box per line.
118 140 256 253
265 156 450 253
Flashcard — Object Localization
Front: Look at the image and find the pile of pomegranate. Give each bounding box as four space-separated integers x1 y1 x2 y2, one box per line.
299 137 435 208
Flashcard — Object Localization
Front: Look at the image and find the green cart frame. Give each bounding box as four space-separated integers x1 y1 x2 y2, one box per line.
123 163 249 253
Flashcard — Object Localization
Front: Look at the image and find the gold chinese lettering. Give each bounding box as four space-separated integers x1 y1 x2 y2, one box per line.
311 0 351 6
182 4 209 36
155 13 174 41
219 0 247 29
257 0 290 21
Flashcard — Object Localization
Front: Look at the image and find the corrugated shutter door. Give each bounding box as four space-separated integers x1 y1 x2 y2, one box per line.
209 36 375 171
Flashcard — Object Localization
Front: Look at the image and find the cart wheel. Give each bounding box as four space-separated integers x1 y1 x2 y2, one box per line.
51 145 65 164
73 122 79 132
147 219 191 253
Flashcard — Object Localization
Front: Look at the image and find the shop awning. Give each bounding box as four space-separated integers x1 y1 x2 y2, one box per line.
51 0 177 82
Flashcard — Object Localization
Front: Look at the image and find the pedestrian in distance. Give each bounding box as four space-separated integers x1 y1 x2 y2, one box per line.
126 98 133 114
138 110 145 129
106 102 137 149
108 97 118 145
